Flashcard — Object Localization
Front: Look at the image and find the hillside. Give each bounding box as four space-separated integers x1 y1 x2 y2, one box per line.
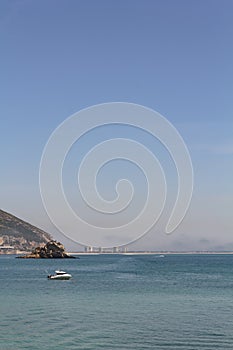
0 209 52 252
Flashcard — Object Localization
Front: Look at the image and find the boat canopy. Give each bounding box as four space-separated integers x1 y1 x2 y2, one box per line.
55 270 67 274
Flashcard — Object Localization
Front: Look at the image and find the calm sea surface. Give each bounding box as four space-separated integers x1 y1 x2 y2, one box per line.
1 254 233 349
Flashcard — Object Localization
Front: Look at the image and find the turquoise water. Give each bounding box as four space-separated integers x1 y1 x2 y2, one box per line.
1 254 233 349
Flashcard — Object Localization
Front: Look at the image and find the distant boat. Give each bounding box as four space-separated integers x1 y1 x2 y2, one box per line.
47 270 72 280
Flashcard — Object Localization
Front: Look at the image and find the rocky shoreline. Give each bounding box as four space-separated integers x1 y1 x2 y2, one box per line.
17 240 76 259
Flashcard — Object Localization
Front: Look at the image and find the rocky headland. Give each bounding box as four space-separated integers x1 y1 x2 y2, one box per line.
18 240 76 259
0 209 51 253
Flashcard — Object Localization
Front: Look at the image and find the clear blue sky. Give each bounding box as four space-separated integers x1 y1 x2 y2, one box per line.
1 0 232 250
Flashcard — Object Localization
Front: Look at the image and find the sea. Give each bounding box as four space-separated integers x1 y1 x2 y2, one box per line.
1 253 233 350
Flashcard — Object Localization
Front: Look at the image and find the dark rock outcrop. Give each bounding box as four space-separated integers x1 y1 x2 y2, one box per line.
18 240 76 259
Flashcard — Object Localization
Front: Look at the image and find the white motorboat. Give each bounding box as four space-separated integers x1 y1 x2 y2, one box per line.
47 270 72 280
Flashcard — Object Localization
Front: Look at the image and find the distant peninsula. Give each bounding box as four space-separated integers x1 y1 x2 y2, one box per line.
0 209 75 258
0 209 52 253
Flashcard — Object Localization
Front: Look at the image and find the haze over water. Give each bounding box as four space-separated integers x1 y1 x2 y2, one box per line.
1 1 232 348
1 0 232 251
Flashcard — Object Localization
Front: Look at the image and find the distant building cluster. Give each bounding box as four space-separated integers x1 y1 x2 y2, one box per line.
84 246 128 254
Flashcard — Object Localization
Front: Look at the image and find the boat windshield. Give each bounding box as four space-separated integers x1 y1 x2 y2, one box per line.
55 271 66 275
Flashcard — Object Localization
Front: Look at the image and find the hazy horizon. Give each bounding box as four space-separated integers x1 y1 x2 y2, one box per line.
1 0 232 251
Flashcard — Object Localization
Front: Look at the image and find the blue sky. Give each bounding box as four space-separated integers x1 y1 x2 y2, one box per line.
1 0 232 250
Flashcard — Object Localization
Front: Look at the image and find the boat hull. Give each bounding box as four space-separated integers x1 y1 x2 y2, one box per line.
48 273 72 280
